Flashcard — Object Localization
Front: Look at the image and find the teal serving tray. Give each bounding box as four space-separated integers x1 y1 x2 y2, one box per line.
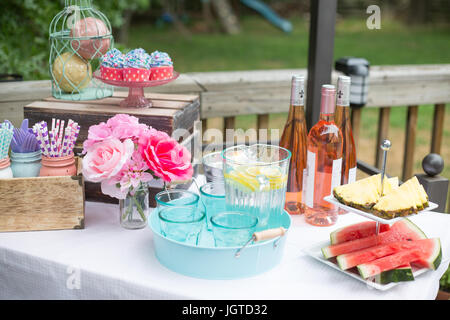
149 209 291 279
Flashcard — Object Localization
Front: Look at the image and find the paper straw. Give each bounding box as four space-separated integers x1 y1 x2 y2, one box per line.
67 124 80 155
49 130 57 157
61 126 70 156
0 121 14 159
34 124 47 156
56 120 64 155
40 122 50 157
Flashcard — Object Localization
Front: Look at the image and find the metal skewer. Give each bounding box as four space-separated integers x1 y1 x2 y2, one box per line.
377 139 392 234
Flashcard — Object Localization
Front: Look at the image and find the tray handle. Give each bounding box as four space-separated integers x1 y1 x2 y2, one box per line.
253 227 286 242
234 227 287 258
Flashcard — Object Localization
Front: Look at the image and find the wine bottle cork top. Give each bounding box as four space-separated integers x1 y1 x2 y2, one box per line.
338 75 351 83
321 84 336 96
321 85 336 113
292 75 305 82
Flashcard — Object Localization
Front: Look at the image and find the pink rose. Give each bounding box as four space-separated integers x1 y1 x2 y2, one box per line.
106 114 147 140
101 150 154 199
106 113 139 128
82 138 134 183
82 122 112 153
138 128 193 182
88 122 112 141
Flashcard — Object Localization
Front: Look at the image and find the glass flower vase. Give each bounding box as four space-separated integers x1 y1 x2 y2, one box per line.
119 182 150 229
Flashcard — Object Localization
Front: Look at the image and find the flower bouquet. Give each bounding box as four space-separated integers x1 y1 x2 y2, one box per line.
82 114 193 229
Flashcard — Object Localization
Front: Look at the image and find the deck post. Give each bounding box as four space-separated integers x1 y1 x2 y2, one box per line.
305 0 337 130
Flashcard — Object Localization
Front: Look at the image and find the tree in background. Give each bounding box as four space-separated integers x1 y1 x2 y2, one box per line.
0 0 150 80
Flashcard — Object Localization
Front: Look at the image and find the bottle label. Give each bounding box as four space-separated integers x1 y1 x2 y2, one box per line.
337 79 350 107
330 158 343 194
302 168 307 193
304 150 316 208
291 78 305 106
348 166 357 184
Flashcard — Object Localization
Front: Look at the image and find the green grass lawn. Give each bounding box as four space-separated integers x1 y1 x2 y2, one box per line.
127 16 450 72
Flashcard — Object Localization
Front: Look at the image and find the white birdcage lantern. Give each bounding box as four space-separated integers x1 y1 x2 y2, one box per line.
49 0 114 100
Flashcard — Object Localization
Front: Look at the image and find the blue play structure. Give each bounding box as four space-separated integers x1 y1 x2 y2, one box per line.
240 0 292 33
157 0 292 34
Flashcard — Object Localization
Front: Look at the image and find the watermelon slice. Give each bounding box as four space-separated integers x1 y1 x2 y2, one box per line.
330 221 390 245
375 264 414 284
322 219 426 259
336 238 438 270
357 238 442 279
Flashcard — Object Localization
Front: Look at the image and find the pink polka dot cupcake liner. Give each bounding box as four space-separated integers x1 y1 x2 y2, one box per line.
123 68 151 82
100 66 123 81
150 66 173 81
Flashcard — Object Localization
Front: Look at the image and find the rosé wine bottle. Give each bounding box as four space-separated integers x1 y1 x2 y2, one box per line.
279 75 308 215
303 85 343 226
334 76 357 215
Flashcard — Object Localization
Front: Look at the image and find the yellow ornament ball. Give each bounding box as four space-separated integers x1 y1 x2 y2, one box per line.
52 52 92 93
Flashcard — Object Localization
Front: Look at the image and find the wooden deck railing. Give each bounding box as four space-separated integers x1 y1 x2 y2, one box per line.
1 64 449 208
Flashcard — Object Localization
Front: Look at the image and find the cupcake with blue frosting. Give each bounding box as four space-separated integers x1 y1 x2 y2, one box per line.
100 48 125 81
123 48 151 81
149 51 173 80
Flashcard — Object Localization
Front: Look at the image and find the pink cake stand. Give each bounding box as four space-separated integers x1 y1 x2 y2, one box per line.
93 70 180 108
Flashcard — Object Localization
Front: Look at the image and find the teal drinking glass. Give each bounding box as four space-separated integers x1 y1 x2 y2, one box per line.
200 182 226 230
211 211 258 247
156 190 204 245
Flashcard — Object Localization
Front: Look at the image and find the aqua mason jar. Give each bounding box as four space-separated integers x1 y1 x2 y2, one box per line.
10 150 42 178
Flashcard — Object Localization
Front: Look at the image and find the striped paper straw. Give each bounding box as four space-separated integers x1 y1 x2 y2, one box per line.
57 120 65 156
67 124 80 155
49 130 57 157
61 126 70 157
40 122 51 157
32 126 44 155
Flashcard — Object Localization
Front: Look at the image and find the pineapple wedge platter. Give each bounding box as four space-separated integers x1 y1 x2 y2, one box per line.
332 174 433 220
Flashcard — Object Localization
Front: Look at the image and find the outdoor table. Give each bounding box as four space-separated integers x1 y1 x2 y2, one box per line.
0 200 449 300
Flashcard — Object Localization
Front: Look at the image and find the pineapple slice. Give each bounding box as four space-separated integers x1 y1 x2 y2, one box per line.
333 174 380 210
372 176 429 219
333 174 398 210
385 177 399 194
333 173 430 219
410 176 429 208
399 180 424 211
372 187 416 219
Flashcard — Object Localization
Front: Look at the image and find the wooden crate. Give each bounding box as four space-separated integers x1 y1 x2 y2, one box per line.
0 158 85 232
23 92 200 205
24 92 200 151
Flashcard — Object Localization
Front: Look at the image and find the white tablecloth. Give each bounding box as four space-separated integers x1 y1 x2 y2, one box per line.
0 201 449 300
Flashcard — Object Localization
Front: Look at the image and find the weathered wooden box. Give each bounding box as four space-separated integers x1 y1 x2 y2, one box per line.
23 92 200 205
0 158 85 232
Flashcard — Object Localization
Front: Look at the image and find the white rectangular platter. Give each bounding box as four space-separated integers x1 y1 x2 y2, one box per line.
323 195 438 224
302 240 430 291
